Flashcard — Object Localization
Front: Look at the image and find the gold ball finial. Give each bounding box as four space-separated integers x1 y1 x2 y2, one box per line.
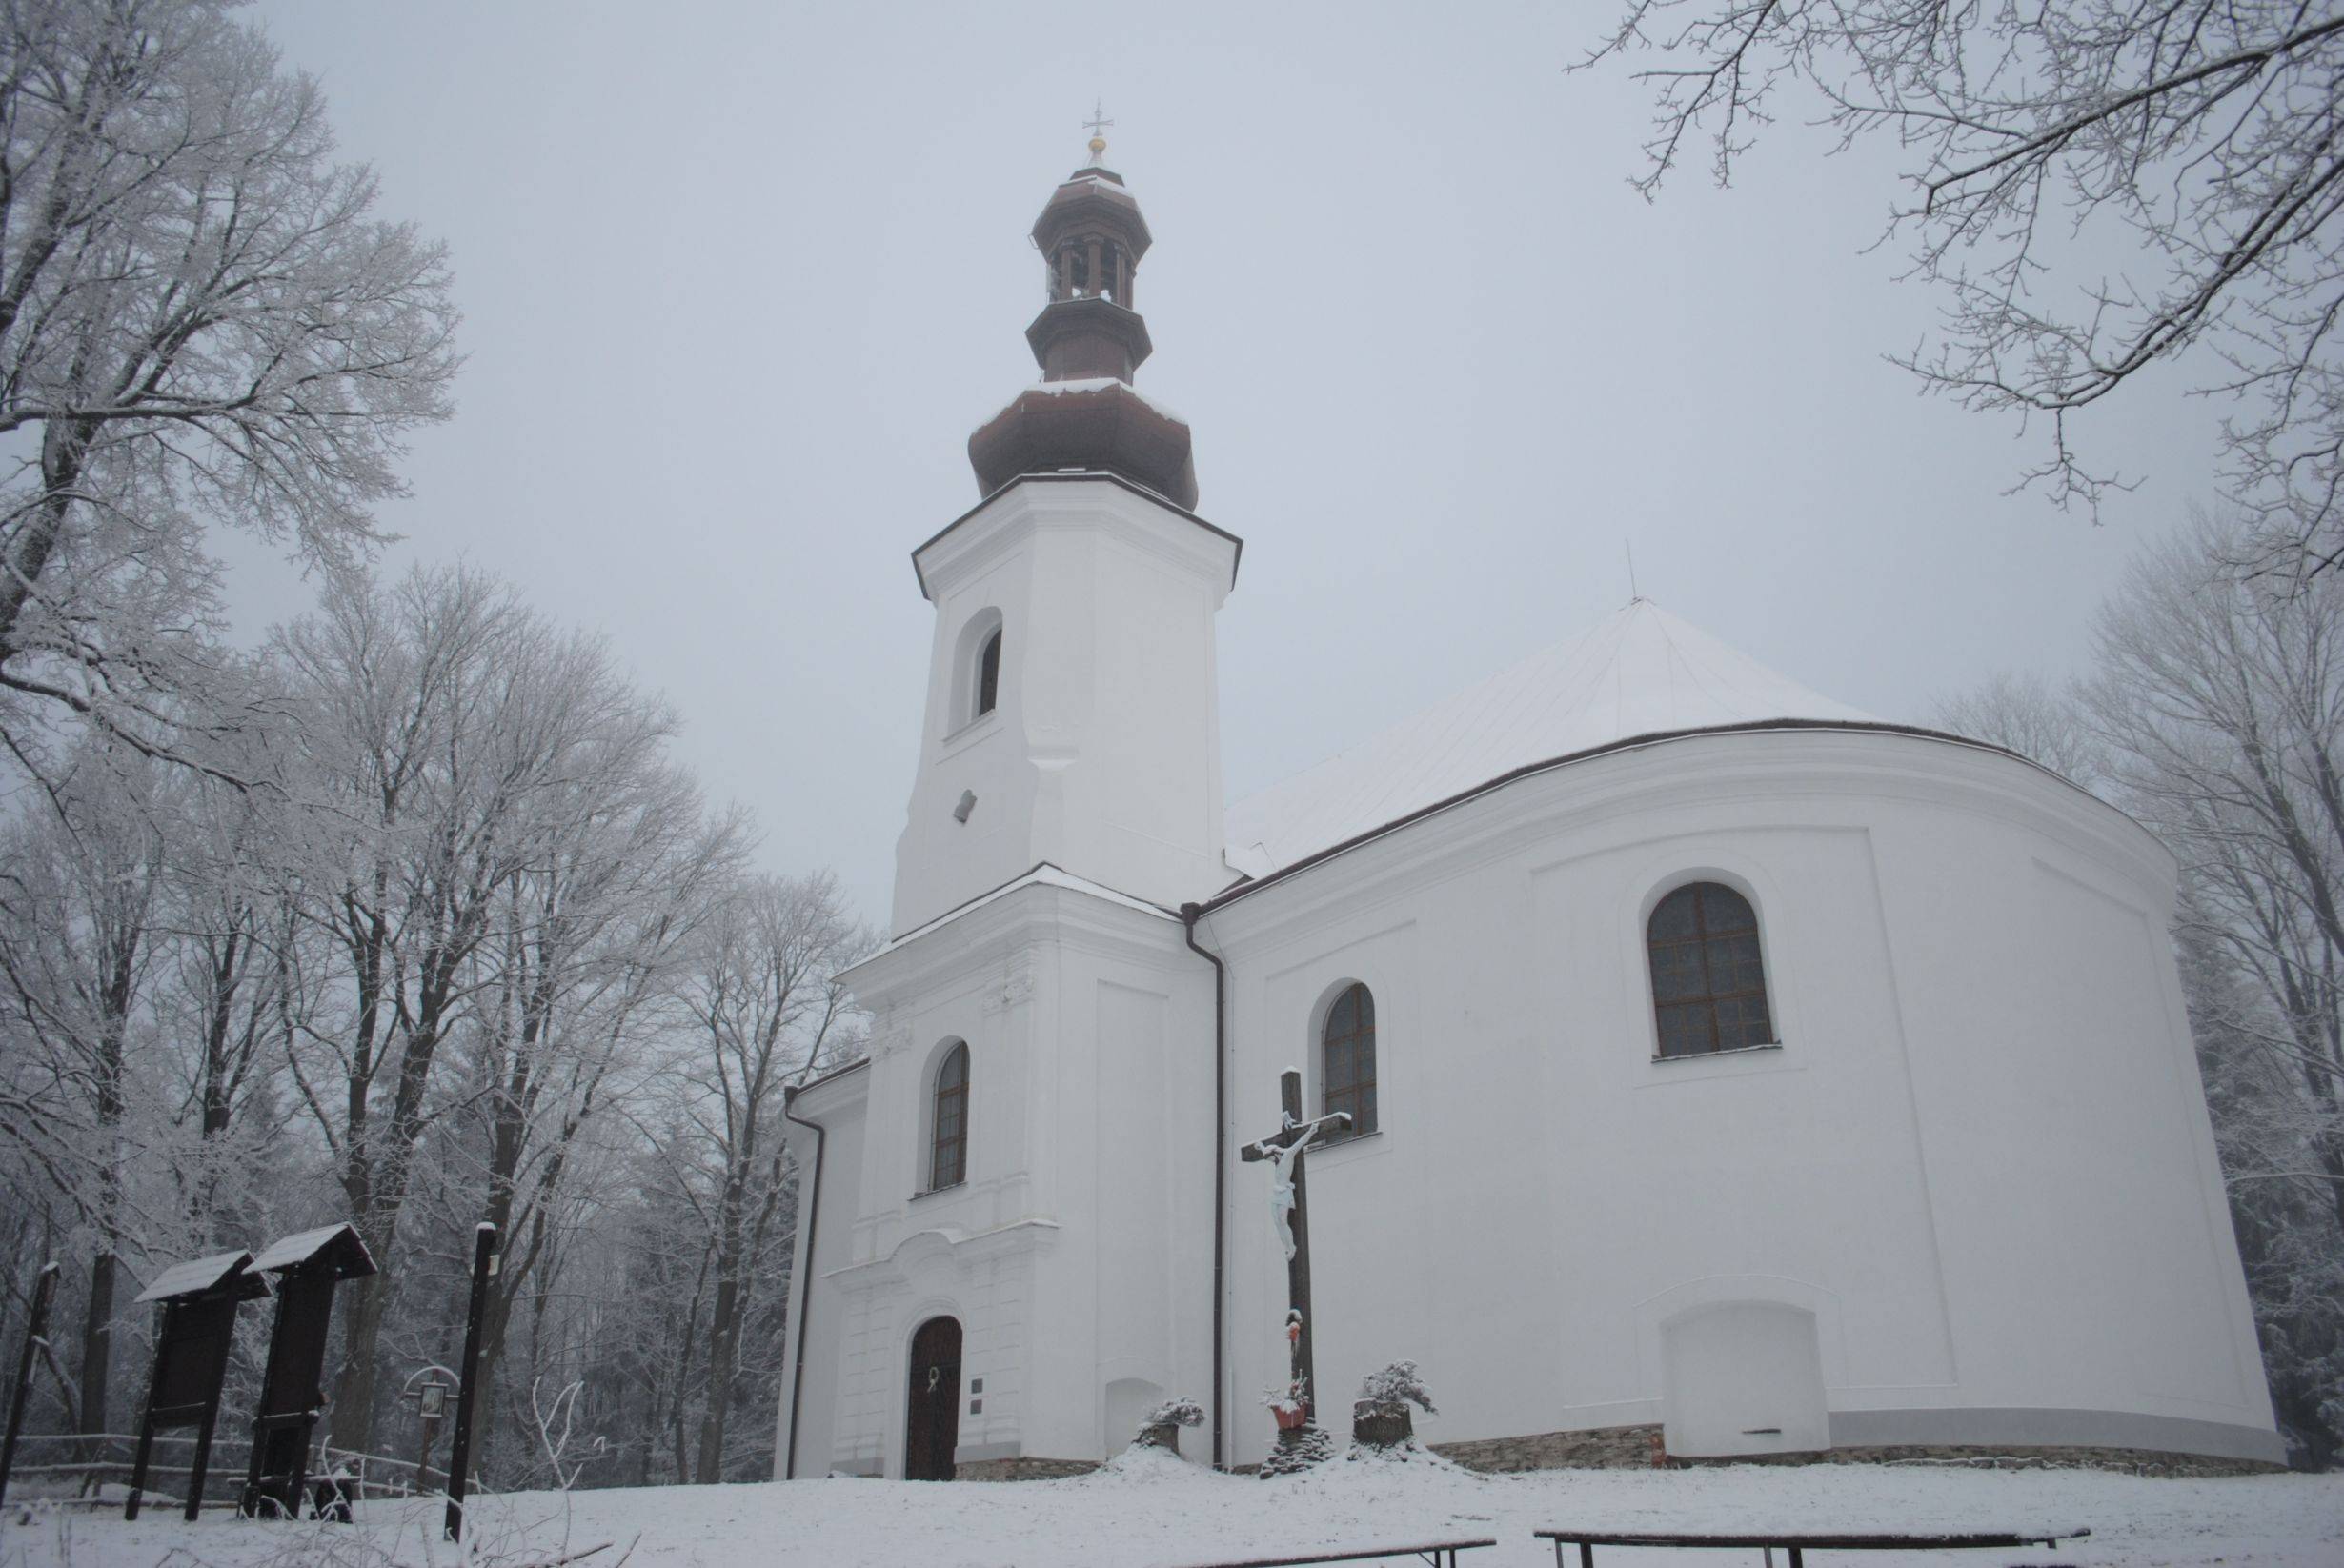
1082 100 1113 163
1088 134 1107 156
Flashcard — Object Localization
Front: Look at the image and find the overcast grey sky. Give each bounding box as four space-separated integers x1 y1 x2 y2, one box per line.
238 1 2223 929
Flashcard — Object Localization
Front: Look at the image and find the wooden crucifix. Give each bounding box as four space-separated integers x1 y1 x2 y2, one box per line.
1241 1068 1348 1460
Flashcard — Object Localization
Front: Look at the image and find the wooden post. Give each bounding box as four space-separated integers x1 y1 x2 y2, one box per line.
122 1323 172 1521
183 1377 221 1523
443 1224 495 1541
240 1270 298 1517
416 1404 442 1495
0 1262 58 1506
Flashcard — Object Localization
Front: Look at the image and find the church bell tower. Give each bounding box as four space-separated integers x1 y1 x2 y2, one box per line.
892 131 1237 933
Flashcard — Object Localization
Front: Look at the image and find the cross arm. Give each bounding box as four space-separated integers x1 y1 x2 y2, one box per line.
1239 1110 1351 1162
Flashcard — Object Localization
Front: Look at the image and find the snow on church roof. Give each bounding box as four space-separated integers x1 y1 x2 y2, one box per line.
1222 599 1880 881
984 375 1188 427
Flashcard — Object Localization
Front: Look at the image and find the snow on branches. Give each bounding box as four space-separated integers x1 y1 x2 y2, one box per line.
1357 1361 1437 1417
1143 1397 1205 1430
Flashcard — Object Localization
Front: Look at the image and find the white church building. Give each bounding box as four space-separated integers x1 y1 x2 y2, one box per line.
773 142 2285 1481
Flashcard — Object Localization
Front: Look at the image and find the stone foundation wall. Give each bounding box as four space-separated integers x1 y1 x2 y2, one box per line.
1429 1424 2282 1478
1433 1424 1665 1472
955 1456 1100 1481
1800 1443 2281 1478
953 1429 2279 1480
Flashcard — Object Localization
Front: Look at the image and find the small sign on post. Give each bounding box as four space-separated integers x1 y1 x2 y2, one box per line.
125 1252 269 1521
399 1371 455 1497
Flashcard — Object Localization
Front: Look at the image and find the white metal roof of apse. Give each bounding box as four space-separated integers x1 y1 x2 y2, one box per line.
1222 598 1880 881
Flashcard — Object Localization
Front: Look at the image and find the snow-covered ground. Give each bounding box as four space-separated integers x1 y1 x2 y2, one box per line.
9 1451 2340 1568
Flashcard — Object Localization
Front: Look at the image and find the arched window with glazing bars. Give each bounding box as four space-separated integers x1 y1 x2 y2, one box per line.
1647 882 1774 1058
929 1042 969 1189
1320 983 1377 1141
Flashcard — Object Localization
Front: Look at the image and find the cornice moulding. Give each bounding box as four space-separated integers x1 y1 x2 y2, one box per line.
825 1216 1062 1289
1208 732 2171 951
843 875 1191 1010
787 1061 871 1121
912 475 1240 601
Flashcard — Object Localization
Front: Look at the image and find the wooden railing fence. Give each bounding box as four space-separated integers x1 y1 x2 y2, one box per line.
4 1430 449 1510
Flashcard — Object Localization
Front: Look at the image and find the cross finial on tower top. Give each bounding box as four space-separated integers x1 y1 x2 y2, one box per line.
1084 98 1113 158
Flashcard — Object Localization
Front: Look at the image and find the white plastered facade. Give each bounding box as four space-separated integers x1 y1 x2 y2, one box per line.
776 473 2283 1478
1202 728 2280 1467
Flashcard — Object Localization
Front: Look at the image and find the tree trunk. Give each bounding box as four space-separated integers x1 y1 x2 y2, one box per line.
0 420 91 654
76 1250 113 1459
332 1264 391 1454
77 951 132 1464
695 1271 738 1483
328 931 462 1446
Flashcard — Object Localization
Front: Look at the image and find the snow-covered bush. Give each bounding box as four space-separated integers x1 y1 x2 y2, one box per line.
1357 1361 1436 1416
1352 1361 1437 1452
1133 1395 1205 1450
1258 1419 1337 1476
1143 1397 1204 1430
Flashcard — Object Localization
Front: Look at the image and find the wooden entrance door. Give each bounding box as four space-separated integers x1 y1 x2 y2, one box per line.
903 1316 962 1480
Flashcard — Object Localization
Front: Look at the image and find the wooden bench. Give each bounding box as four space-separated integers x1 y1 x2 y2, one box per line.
1535 1527 2092 1566
1173 1538 1498 1568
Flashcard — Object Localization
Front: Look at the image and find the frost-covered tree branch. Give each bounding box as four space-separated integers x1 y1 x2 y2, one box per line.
0 0 457 780
1577 3 2344 566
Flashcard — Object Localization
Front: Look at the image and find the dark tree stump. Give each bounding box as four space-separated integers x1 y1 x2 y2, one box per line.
1353 1400 1414 1448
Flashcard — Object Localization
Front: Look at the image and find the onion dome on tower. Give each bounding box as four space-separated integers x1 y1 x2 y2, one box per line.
967 124 1199 510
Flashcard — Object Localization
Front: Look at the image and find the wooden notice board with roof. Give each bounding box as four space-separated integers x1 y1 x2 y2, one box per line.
125 1250 268 1520
241 1223 376 1519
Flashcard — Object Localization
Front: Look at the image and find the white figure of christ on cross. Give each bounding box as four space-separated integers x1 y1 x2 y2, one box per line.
1242 1068 1349 1450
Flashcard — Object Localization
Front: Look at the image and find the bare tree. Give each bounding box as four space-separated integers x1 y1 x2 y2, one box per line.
2177 910 2344 1464
2077 510 2344 1460
1580 4 2344 564
0 537 875 1486
455 739 747 1466
1933 669 2108 791
672 873 867 1483
0 743 170 1449
271 564 695 1445
150 750 306 1251
0 0 458 776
